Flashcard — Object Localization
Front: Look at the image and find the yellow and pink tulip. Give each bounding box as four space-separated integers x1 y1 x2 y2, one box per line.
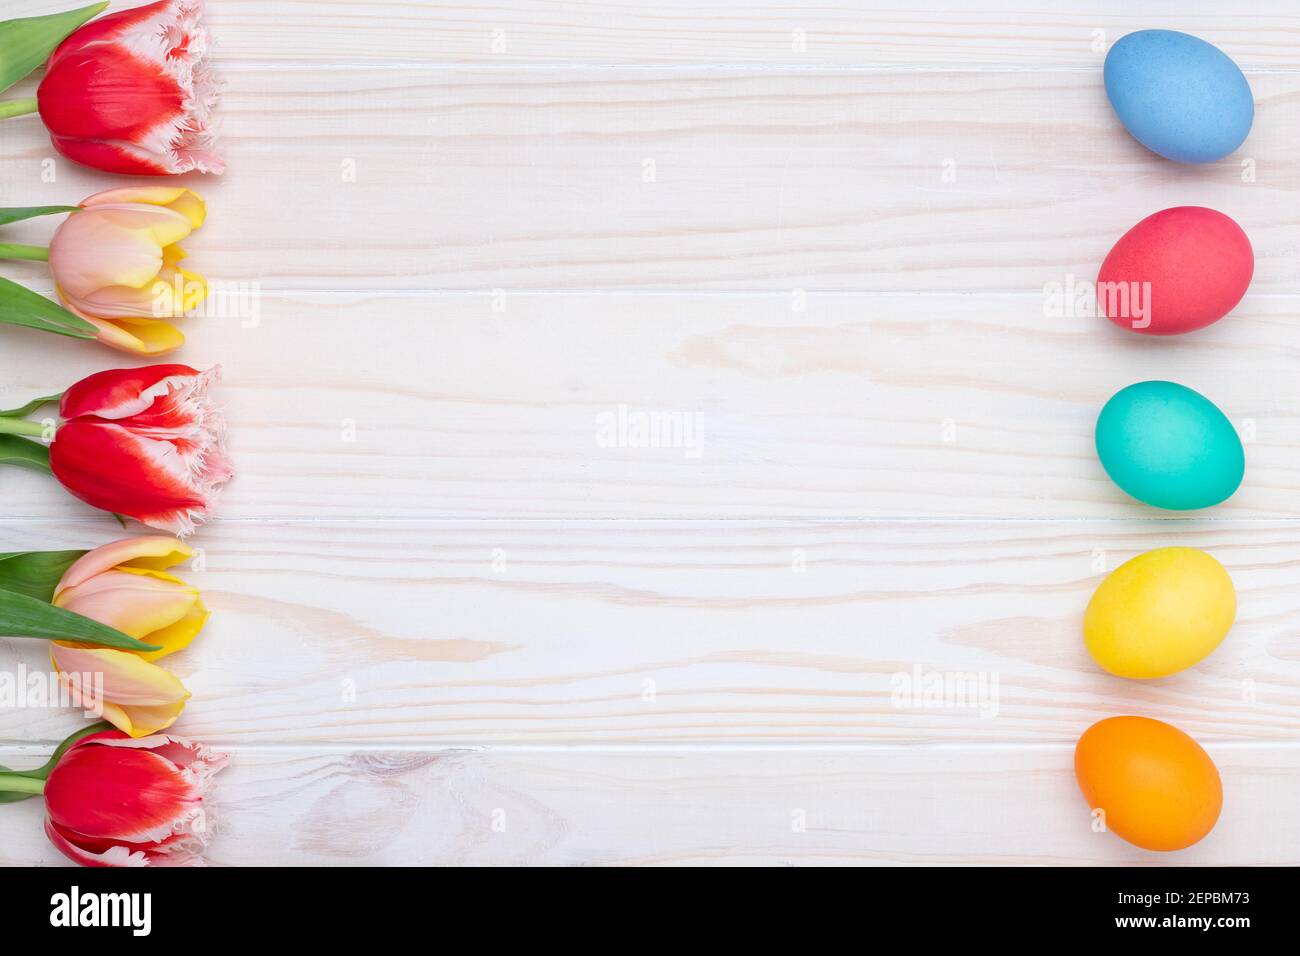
48 186 208 355
0 185 207 354
49 536 208 737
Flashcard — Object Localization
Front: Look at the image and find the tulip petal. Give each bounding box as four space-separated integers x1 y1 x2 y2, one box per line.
44 742 201 842
47 135 189 177
46 1 192 71
81 186 206 229
49 204 193 300
55 567 202 646
51 422 218 536
52 423 206 523
45 819 150 867
133 596 209 662
57 263 202 320
52 366 230 536
59 364 201 421
60 564 206 660
38 0 223 176
98 206 195 258
62 306 185 356
47 188 205 343
39 37 186 143
51 643 189 704
100 700 186 737
46 818 208 866
166 191 206 229
89 208 192 279
50 643 189 737
42 731 226 867
99 731 228 779
56 535 193 593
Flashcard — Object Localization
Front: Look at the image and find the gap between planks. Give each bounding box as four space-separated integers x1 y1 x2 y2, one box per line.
3 740 1300 754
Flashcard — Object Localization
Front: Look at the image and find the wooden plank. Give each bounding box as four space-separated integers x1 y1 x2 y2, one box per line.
0 519 1295 746
1 69 1296 293
0 292 1295 521
1 742 1295 865
8 0 1300 67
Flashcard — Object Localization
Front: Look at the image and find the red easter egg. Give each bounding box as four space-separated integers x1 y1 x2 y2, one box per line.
1096 206 1253 335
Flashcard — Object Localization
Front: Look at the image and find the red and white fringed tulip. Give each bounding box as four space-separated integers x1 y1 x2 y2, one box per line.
36 0 223 176
50 364 233 536
41 729 227 867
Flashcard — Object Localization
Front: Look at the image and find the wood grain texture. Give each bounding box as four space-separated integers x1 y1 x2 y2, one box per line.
1 742 1297 866
1 1 1298 865
1 519 1297 747
1 292 1298 520
11 0 1300 67
0 68 1297 293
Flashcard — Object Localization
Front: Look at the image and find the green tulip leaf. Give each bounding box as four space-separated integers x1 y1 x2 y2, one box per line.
0 549 85 602
0 206 78 227
0 433 50 473
0 275 95 339
0 3 108 95
0 392 60 419
0 585 159 652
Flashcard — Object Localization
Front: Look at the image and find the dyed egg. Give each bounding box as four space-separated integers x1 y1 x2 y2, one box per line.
1095 381 1244 510
1085 548 1235 679
1104 30 1253 163
1097 207 1253 335
1075 716 1222 851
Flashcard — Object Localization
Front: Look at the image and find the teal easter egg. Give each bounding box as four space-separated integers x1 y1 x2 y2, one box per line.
1104 30 1253 164
1095 381 1244 510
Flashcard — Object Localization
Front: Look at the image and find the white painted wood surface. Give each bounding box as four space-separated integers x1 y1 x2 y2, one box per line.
1 0 1298 865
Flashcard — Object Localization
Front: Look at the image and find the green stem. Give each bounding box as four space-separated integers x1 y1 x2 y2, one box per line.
0 723 108 801
0 99 39 121
0 772 45 795
0 416 46 437
0 243 49 262
0 722 111 802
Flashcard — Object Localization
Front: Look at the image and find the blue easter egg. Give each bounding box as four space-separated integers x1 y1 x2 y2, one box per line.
1104 30 1253 164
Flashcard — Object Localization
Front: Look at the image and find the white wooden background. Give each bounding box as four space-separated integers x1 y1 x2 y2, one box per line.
1 0 1298 865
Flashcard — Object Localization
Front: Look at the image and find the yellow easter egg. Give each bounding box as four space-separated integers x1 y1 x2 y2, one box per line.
1083 547 1235 679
